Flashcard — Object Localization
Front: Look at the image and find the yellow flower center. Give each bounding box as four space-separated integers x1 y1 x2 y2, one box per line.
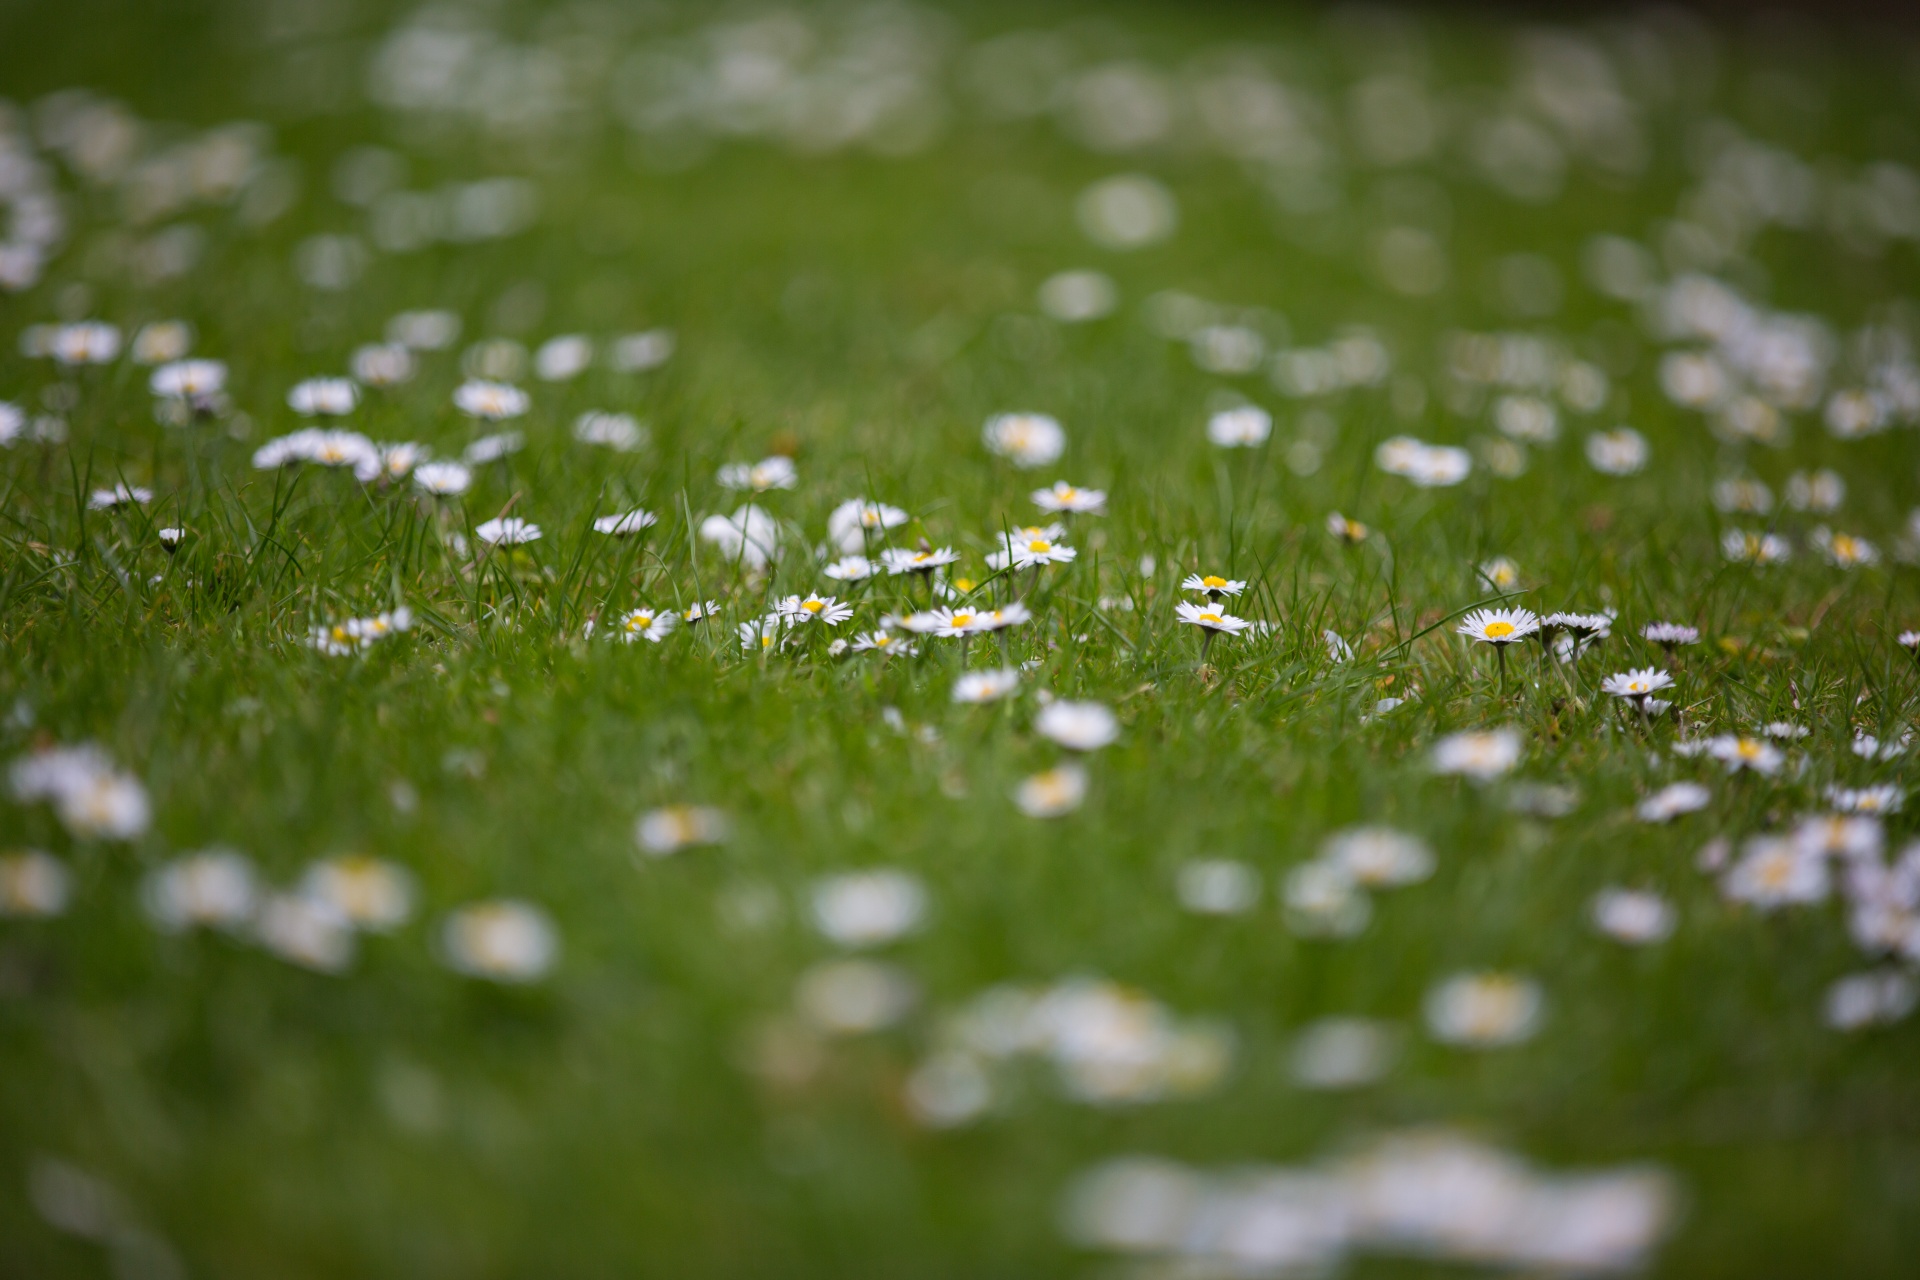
1484 621 1515 639
875 635 892 646
1059 487 1076 499
1736 740 1761 759
629 614 651 630
951 614 973 628
1199 612 1223 625
1028 540 1050 553
1203 575 1227 589
802 600 823 613
953 578 974 592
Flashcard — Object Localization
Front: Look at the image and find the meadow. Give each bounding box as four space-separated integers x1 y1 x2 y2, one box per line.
3 2 1920 1275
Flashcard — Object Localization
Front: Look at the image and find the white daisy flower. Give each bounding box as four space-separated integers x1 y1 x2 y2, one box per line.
1706 735 1785 775
350 342 415 387
1811 528 1879 569
412 461 472 496
1477 558 1522 590
1014 763 1088 817
1457 607 1540 645
10 745 151 841
1641 621 1698 649
717 457 798 492
987 531 1077 570
954 669 1020 703
738 614 786 652
535 334 594 382
1786 469 1845 513
1723 837 1827 908
777 595 854 626
287 377 359 416
463 431 525 464
150 359 226 401
1035 701 1119 751
1283 861 1372 938
1032 481 1106 515
1590 888 1676 945
254 893 355 973
593 509 657 536
1828 785 1903 815
850 630 915 656
826 498 909 552
1721 530 1790 565
810 870 927 948
1825 970 1918 1031
1601 668 1675 702
1585 428 1648 475
1180 573 1246 597
1424 973 1544 1047
699 505 781 572
475 517 542 546
1176 859 1259 914
388 309 461 350
1175 601 1252 634
573 411 647 452
1432 729 1522 781
132 320 191 363
1636 782 1711 823
1713 477 1774 514
142 850 258 931
453 380 530 420
823 555 877 582
441 900 558 982
49 322 121 365
681 601 721 624
1206 405 1272 448
972 603 1031 632
796 958 918 1035
1323 827 1434 888
618 607 676 643
983 412 1066 468
298 856 415 931
87 483 153 510
881 546 960 575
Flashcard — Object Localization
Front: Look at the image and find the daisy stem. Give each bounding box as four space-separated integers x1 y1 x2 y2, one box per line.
1496 643 1508 699
1201 629 1216 668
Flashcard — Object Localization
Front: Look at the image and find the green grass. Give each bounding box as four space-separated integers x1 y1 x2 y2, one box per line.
4 1 1920 1275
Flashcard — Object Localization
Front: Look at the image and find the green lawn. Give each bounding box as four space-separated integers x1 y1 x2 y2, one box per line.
3 2 1920 1276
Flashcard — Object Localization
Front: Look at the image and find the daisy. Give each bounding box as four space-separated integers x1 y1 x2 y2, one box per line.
1032 481 1106 515
700 505 781 572
573 411 646 452
441 900 558 982
1585 428 1649 475
1642 621 1699 651
131 320 191 363
1432 729 1522 781
1035 701 1119 751
738 614 786 652
1713 477 1774 514
351 342 415 387
895 610 951 636
475 517 542 546
1459 607 1540 645
464 431 525 464
983 412 1066 468
157 528 185 550
1601 667 1675 704
307 430 380 470
1899 630 1920 655
453 380 530 420
810 870 927 948
0 850 71 918
618 607 676 643
1424 973 1544 1047
1323 827 1434 888
1476 558 1521 590
636 805 729 856
288 377 359 416
682 601 721 624
593 509 658 536
717 457 798 492
1723 837 1827 908
1590 888 1676 944
1828 785 1904 815
1175 600 1251 637
1722 530 1790 565
414 461 472 496
1177 859 1259 915
987 532 1077 570
823 555 877 582
141 850 258 931
87 483 152 510
535 335 594 381
1826 971 1918 1031
1206 405 1272 448
851 630 915 656
1636 782 1711 823
970 602 1031 632
953 669 1020 703
1014 763 1088 817
881 546 960 576
255 894 355 974
1812 528 1879 569
48 322 121 365
150 359 226 402
777 595 854 626
298 855 415 931
1707 735 1785 775
1181 573 1246 598
1326 512 1369 544
1283 861 1371 938
826 498 909 552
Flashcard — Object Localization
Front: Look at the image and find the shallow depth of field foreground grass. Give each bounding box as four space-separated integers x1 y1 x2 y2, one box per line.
4 1 1920 1276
